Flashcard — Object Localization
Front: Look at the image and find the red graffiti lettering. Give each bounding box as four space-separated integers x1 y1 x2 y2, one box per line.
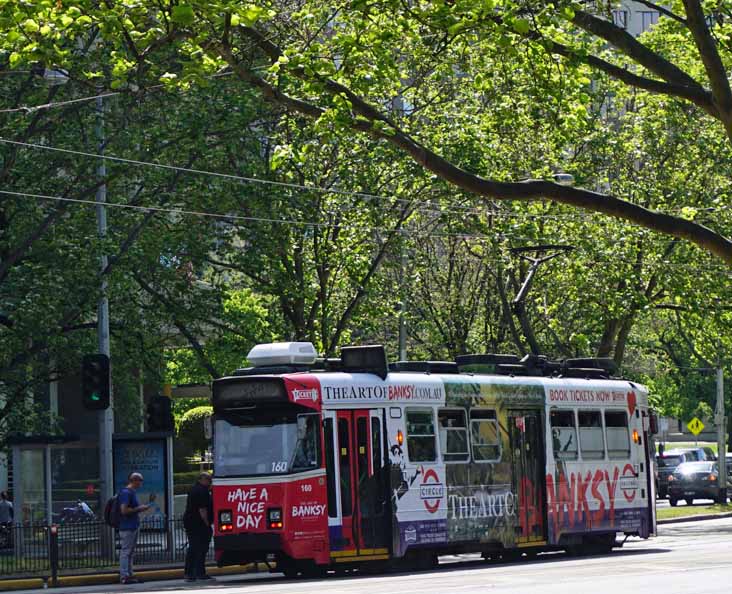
575 471 592 525
519 477 542 537
556 471 576 528
545 474 559 537
591 469 605 526
604 467 619 526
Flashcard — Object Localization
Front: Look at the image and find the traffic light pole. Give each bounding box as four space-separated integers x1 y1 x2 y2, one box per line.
96 95 114 512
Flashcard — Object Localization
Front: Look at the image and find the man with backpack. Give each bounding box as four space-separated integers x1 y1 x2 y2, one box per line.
117 472 150 584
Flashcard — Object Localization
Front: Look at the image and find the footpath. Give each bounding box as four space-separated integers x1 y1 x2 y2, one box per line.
3 511 732 592
0 562 270 592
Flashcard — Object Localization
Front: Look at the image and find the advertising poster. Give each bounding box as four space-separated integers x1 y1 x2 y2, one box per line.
114 438 167 528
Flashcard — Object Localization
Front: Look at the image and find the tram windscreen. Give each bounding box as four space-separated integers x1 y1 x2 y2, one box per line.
214 411 321 477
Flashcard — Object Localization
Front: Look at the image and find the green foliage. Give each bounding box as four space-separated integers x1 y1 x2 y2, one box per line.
177 406 212 455
3 0 732 433
172 398 209 429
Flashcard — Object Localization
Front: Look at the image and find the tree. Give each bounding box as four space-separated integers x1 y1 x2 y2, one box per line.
177 405 213 456
0 71 277 429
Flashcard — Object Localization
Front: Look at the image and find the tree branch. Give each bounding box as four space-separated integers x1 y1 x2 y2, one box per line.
133 273 221 378
682 0 732 135
546 39 717 117
634 0 686 25
572 9 703 90
219 33 732 265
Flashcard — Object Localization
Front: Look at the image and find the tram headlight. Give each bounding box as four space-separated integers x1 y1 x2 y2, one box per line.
267 508 283 529
219 510 234 532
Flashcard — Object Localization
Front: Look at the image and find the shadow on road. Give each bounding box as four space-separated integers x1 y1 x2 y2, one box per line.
67 543 676 594
133 546 673 592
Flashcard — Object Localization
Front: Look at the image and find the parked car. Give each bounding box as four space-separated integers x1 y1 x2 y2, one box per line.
667 447 716 461
657 452 693 498
667 461 732 506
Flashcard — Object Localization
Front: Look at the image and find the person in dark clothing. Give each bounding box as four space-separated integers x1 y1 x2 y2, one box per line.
184 472 213 582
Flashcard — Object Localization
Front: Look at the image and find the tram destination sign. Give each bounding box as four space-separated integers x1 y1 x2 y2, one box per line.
213 377 287 409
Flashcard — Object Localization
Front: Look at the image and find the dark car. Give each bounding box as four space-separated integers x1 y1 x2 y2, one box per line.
667 461 732 506
657 453 689 498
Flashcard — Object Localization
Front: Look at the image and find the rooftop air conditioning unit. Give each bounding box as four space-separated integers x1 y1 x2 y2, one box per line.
247 342 318 367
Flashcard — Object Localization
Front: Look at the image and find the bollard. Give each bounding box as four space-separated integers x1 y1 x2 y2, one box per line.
48 524 59 588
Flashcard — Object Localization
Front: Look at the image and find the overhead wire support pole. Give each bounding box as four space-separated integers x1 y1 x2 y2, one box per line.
717 349 727 504
398 243 408 362
96 94 114 516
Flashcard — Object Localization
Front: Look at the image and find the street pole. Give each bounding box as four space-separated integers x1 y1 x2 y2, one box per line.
398 247 407 362
716 356 727 504
96 95 114 511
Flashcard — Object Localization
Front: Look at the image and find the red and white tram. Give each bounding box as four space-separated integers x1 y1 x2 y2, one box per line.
211 343 656 575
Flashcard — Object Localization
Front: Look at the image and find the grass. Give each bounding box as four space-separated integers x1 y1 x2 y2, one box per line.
657 441 718 454
656 503 730 520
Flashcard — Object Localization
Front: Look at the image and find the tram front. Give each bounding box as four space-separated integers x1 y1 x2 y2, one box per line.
211 351 330 573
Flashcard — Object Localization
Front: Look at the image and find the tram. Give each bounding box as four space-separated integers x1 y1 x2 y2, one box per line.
211 342 657 575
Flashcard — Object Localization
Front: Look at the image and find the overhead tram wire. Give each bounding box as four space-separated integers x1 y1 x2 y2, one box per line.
1 182 723 256
3 138 724 228
4 64 731 221
0 138 487 217
5 188 732 275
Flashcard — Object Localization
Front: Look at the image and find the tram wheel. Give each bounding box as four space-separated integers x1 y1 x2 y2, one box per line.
669 498 678 507
302 564 328 579
281 566 299 579
403 551 437 571
501 549 523 562
589 534 615 555
685 498 694 506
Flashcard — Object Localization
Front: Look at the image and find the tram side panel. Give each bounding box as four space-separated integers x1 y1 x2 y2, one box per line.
544 382 652 547
385 403 449 557
441 377 546 550
384 376 550 558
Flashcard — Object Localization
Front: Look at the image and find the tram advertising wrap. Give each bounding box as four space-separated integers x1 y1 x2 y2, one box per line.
210 343 656 574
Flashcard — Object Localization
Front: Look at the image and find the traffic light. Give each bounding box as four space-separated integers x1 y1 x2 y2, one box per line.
82 354 110 410
146 395 174 432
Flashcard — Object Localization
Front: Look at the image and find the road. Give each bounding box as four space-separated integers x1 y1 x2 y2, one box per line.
20 517 732 594
656 496 722 508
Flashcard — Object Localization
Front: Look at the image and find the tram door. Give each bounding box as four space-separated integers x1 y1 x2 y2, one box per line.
332 410 390 555
508 410 547 545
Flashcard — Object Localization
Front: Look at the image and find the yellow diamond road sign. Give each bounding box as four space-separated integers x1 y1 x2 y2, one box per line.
687 417 705 436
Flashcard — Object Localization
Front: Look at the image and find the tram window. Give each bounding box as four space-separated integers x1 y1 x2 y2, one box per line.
371 417 382 470
605 411 631 459
338 418 353 516
291 414 321 471
578 410 605 460
470 409 501 462
405 408 437 462
550 410 578 461
323 418 338 518
438 409 468 462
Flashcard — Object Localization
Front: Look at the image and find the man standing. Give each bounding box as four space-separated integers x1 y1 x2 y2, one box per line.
118 473 150 585
184 472 213 582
